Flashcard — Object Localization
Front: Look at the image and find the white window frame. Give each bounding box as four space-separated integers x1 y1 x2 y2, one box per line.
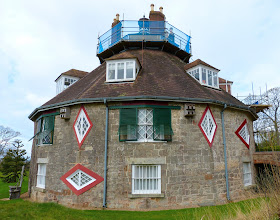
106 59 139 82
137 109 154 142
66 169 96 191
243 162 252 186
132 165 161 194
36 163 46 189
187 65 219 89
200 108 217 143
73 108 91 144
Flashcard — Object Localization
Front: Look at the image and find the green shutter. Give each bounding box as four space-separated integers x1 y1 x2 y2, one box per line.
153 108 173 141
119 108 137 141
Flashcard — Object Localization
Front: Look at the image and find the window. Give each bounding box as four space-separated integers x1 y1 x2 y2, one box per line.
235 119 250 149
132 165 161 194
66 169 96 191
243 162 252 186
198 106 217 147
37 163 46 189
35 115 55 145
187 67 219 88
119 108 173 142
106 59 139 82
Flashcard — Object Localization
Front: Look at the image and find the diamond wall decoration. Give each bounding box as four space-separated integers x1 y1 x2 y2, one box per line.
198 106 217 147
73 106 93 148
60 164 104 196
235 119 250 149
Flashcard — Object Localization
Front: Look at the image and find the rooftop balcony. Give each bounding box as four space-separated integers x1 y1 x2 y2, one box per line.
97 20 192 63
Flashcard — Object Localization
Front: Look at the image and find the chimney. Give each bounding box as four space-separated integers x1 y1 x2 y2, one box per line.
149 5 165 21
111 13 120 28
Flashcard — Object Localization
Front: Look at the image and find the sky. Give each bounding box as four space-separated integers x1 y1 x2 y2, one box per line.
0 0 280 156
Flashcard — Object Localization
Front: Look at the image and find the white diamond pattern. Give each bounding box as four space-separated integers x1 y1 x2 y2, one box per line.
74 108 91 145
200 108 217 144
67 169 96 191
137 109 153 141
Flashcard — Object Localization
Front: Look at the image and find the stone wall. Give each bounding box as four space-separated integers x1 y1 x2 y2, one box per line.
29 102 256 210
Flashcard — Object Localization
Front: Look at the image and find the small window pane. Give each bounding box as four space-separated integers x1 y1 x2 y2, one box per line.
117 63 124 79
194 68 200 81
108 63 115 80
208 70 213 86
202 68 206 84
213 72 218 87
126 62 134 78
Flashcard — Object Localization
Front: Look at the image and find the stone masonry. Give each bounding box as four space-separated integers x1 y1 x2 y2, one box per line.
29 102 255 210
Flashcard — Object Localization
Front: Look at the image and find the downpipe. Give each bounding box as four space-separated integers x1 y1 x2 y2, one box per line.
221 104 231 201
103 99 109 208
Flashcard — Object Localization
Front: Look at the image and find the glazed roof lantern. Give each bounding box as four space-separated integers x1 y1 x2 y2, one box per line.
138 15 150 33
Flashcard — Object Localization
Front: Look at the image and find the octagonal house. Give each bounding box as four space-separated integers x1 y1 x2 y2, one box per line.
28 5 257 210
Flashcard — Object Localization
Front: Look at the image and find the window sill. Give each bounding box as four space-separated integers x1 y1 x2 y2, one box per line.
34 186 46 193
126 140 167 143
128 193 165 198
244 184 256 191
37 144 53 147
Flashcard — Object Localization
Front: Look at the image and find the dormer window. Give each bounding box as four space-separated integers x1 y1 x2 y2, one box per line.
188 66 219 89
106 59 140 82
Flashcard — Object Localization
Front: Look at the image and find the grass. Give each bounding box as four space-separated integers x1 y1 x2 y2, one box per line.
0 198 268 220
0 172 29 199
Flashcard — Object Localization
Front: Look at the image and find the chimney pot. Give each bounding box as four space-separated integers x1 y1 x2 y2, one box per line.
150 4 154 11
116 13 120 21
159 6 163 13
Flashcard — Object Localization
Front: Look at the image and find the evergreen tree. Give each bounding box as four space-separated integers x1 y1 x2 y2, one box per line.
0 140 27 183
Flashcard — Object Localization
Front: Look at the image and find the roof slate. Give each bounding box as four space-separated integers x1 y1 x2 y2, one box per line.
42 49 245 109
55 69 88 82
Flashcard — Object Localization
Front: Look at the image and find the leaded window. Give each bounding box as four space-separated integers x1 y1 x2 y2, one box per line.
73 106 93 148
132 165 161 194
235 119 250 149
198 106 217 147
66 169 96 191
119 107 173 142
35 115 55 145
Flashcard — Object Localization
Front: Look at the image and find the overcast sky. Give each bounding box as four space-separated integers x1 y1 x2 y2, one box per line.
0 0 279 156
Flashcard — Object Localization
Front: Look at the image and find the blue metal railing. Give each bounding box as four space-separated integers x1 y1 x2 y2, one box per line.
97 20 191 54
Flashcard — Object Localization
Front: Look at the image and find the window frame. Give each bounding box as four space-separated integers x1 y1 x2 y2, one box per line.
132 165 161 194
36 163 47 189
106 59 139 82
243 162 252 186
187 65 220 89
118 106 174 142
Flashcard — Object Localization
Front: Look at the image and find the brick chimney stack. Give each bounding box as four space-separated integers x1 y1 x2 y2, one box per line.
112 13 120 28
149 4 165 21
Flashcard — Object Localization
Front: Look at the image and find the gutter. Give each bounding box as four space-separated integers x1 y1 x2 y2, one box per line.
28 96 258 121
221 104 230 201
103 99 109 208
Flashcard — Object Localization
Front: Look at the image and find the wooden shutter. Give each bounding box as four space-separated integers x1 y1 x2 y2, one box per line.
119 108 137 141
153 108 173 141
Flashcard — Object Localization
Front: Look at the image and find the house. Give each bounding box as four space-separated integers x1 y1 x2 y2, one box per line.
28 5 257 210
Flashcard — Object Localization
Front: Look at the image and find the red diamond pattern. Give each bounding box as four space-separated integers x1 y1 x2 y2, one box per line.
73 106 93 148
198 106 217 147
235 119 250 149
60 164 104 196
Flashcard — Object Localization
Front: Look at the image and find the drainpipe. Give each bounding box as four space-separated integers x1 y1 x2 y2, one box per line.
221 104 230 201
103 99 109 208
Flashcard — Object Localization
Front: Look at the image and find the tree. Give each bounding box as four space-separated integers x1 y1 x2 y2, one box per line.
0 126 20 158
254 87 280 148
0 140 27 183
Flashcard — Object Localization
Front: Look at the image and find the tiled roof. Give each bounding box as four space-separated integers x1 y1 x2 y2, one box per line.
184 59 220 71
54 69 88 82
42 50 245 109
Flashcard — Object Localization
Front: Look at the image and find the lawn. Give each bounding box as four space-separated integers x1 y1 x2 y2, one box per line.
0 198 266 220
0 172 29 199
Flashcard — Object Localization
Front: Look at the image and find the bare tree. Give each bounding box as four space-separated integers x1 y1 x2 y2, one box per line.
0 126 21 157
254 87 280 147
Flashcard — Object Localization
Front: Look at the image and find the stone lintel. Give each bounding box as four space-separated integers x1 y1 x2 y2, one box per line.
37 158 49 163
126 157 166 164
